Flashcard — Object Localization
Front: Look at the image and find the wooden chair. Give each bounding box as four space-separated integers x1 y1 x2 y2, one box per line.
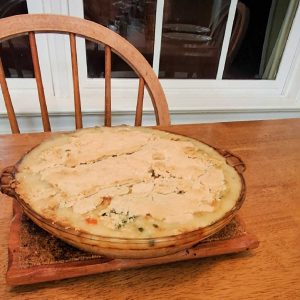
0 14 170 134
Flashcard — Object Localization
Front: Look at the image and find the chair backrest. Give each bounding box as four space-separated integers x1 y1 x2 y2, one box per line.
0 14 171 134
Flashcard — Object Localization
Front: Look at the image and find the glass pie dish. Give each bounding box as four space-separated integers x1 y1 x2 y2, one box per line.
0 128 246 259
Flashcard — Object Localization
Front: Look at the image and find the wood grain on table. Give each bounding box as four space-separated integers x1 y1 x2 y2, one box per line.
1 119 300 299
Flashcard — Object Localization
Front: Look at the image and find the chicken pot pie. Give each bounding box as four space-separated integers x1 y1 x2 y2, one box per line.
14 127 244 240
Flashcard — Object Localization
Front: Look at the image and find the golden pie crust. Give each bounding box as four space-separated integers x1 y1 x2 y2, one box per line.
15 127 242 238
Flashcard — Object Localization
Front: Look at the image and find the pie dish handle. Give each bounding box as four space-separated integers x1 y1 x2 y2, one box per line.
0 166 17 197
217 149 246 173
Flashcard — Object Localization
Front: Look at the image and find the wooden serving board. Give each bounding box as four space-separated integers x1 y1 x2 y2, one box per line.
6 201 259 286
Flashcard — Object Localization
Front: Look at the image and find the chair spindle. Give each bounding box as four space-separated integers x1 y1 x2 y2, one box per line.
29 32 51 132
69 33 82 129
105 45 112 127
135 78 145 126
0 57 20 133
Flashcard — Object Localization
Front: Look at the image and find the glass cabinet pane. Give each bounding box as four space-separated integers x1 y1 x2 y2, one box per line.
159 0 231 79
224 0 300 80
84 0 157 78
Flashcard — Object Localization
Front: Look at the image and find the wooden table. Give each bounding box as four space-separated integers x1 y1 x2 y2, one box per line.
1 119 300 299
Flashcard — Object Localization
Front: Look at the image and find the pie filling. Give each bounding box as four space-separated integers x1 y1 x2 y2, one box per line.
15 127 242 238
